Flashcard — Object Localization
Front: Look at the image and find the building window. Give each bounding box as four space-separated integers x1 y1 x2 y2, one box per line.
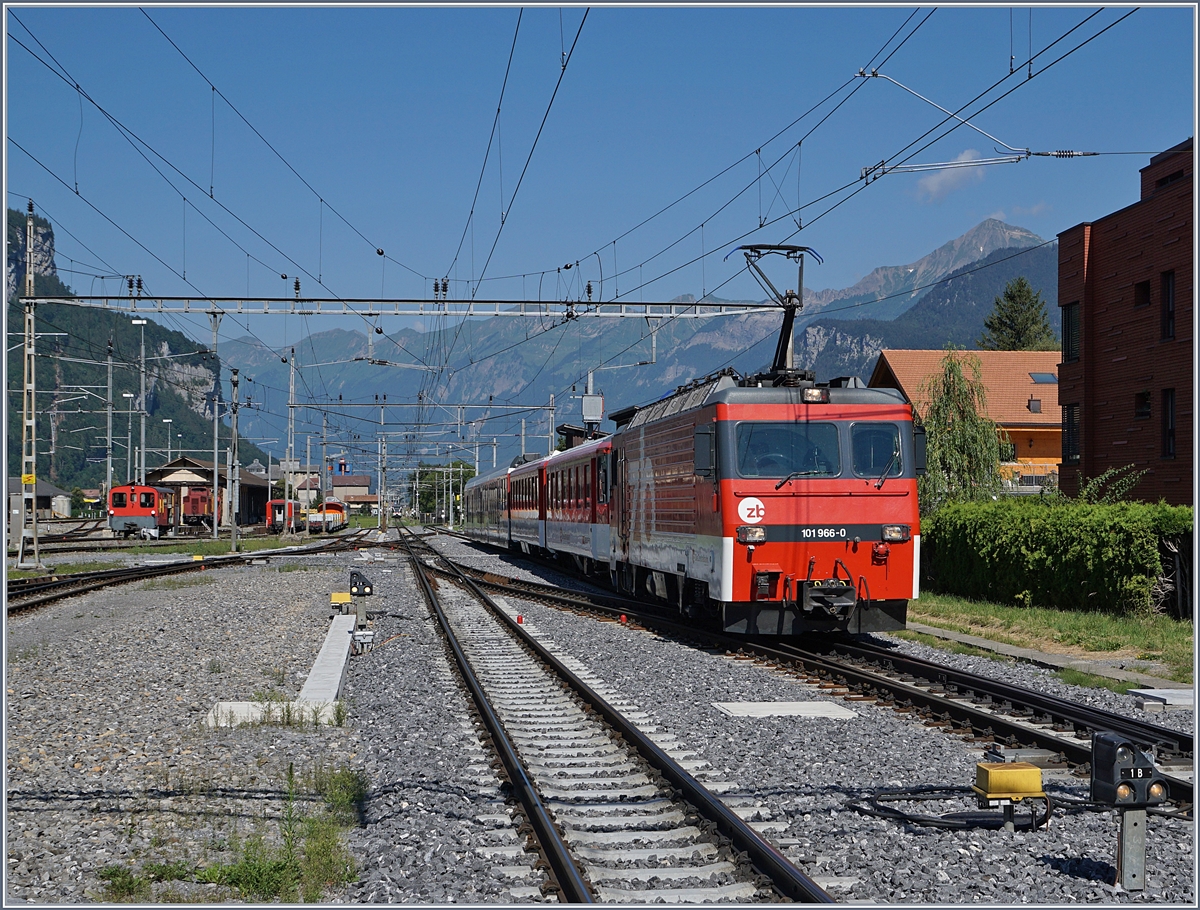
1162 389 1176 458
1135 391 1152 419
1063 404 1080 464
1062 302 1080 362
1161 271 1175 340
1133 280 1151 308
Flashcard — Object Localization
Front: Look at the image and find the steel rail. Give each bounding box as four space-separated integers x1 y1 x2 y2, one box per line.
823 638 1192 756
417 540 1193 807
397 529 595 903
7 531 370 612
425 541 835 903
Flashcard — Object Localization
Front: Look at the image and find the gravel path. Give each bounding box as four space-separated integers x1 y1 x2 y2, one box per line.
422 533 1196 904
5 556 361 903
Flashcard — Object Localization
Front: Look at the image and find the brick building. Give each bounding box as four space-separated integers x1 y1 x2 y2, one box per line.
1056 138 1193 505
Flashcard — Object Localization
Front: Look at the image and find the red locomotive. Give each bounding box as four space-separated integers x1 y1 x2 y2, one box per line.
462 246 923 635
108 484 176 538
181 487 220 526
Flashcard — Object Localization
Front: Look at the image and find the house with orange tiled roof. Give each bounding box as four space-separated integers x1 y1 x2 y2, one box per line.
868 349 1062 492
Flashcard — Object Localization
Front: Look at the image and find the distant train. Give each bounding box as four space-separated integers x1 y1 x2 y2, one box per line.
463 369 923 636
267 499 303 533
108 484 176 538
181 487 220 527
307 498 348 533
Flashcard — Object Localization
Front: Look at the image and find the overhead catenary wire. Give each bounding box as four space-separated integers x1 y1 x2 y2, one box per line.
139 8 425 281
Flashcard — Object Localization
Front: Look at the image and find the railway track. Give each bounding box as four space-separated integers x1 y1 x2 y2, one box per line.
420 534 1194 812
6 529 372 614
398 528 833 903
7 527 279 558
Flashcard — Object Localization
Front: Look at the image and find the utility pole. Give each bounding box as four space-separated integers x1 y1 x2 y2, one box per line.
124 393 135 482
133 310 147 485
381 437 389 531
230 368 240 552
377 395 385 531
493 438 497 469
286 348 295 531
17 200 41 568
305 435 312 537
105 339 114 499
521 419 526 456
321 412 328 505
210 312 221 539
548 393 555 454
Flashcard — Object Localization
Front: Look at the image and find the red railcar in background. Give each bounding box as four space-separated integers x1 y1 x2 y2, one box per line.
108 484 175 538
267 499 303 533
181 487 220 526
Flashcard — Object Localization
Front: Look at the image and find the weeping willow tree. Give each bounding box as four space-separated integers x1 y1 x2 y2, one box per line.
916 348 1007 514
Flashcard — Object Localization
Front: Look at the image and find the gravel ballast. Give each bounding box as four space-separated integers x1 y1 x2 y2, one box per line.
423 533 1196 904
6 535 1194 903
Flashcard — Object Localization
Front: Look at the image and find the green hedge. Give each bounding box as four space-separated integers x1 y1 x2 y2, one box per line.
922 499 1193 613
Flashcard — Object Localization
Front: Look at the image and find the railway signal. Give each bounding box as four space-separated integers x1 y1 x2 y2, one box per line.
1091 730 1168 891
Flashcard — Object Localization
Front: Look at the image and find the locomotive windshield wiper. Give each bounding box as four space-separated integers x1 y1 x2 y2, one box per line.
874 448 900 489
774 470 823 490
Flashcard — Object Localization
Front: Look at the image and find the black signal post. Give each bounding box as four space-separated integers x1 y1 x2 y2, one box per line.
1090 731 1169 891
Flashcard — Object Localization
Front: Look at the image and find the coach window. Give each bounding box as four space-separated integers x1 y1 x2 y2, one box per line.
851 424 902 478
597 456 609 503
140 491 155 508
112 492 127 508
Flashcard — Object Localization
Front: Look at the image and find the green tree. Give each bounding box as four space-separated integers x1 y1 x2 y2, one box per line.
977 276 1057 351
70 487 86 516
917 348 1007 514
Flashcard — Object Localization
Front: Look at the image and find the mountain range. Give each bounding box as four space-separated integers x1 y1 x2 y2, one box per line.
8 208 1059 490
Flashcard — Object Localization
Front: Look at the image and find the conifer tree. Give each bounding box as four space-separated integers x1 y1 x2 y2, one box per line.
978 276 1057 350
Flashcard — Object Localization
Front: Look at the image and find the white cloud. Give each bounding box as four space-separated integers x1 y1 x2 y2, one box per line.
1012 201 1050 217
987 209 1007 221
916 149 985 202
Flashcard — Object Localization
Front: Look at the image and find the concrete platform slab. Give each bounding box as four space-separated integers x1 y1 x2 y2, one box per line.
298 615 356 702
713 701 858 718
1129 688 1194 706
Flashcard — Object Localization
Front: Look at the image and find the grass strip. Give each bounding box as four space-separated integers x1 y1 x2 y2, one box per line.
910 592 1193 683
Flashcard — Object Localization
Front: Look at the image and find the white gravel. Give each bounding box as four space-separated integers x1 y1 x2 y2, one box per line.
7 534 1193 904
421 533 1196 904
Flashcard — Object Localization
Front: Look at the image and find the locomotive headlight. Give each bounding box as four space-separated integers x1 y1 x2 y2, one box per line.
736 525 766 544
881 524 911 542
801 387 830 403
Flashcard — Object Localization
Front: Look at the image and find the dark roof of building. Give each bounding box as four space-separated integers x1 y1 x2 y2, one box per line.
331 475 372 487
7 477 70 497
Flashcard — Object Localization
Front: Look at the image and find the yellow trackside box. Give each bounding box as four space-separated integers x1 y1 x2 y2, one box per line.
972 762 1045 801
331 592 352 605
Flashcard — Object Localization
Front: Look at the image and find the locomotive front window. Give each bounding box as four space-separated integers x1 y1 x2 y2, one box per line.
735 422 840 478
139 492 155 508
112 492 127 508
852 423 902 478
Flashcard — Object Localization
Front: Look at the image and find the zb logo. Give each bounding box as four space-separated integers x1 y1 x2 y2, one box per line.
737 497 766 524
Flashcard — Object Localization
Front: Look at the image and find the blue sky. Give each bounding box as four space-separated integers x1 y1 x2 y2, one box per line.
6 3 1196 356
